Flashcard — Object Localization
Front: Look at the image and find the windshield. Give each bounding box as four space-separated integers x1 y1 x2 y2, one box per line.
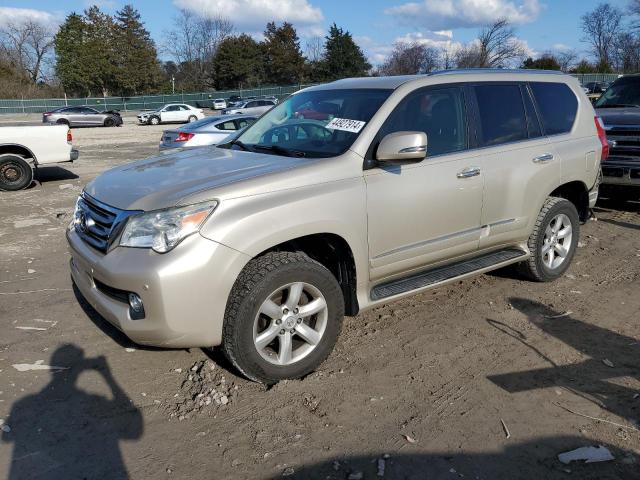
232 88 391 158
595 81 640 108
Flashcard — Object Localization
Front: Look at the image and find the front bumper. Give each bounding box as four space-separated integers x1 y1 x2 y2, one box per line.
67 228 250 348
601 159 640 187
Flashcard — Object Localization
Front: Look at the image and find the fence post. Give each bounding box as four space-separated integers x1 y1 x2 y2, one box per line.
21 95 25 114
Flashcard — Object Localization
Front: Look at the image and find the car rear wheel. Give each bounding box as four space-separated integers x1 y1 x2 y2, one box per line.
221 251 344 384
149 116 160 125
56 119 69 126
0 155 33 191
518 197 579 282
188 115 197 123
103 117 115 127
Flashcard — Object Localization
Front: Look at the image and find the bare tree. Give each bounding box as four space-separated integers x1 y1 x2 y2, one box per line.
304 36 324 62
454 19 526 68
630 0 640 29
163 9 233 88
612 31 640 73
438 45 456 70
0 19 55 83
378 42 440 76
580 3 622 69
555 49 578 72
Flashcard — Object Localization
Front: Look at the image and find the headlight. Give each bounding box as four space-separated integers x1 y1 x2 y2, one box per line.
119 201 218 253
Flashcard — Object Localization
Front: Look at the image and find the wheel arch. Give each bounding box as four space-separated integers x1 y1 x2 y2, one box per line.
549 180 590 222
252 233 360 316
0 144 37 165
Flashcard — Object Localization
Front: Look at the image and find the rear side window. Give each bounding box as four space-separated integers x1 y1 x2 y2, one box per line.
216 121 236 131
474 84 527 147
530 82 578 135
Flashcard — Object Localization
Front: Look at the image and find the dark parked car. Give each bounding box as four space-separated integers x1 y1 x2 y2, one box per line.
594 75 640 199
42 106 123 127
583 81 609 95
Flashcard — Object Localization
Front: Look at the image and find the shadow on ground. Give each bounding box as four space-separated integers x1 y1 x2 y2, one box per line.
1 344 143 479
34 165 79 184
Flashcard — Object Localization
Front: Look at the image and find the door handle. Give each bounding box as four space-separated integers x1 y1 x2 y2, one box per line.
533 153 554 163
457 166 481 179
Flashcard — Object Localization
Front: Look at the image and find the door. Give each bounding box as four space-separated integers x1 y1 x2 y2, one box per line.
80 107 100 125
469 83 561 249
160 105 180 122
65 107 84 126
244 101 260 115
365 85 484 281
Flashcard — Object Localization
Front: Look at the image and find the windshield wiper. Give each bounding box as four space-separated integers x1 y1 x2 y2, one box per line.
252 144 306 157
229 140 254 151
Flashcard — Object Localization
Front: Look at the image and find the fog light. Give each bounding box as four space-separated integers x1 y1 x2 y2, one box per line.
128 293 145 320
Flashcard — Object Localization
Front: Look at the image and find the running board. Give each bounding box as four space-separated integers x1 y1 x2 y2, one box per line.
370 248 528 301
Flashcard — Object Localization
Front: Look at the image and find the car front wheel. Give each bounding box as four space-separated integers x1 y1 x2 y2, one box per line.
518 197 579 282
221 252 344 384
149 116 160 125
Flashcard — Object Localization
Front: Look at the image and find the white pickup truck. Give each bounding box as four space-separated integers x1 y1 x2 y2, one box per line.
0 124 79 191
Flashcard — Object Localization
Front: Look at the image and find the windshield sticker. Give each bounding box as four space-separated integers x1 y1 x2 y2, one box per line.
325 118 366 133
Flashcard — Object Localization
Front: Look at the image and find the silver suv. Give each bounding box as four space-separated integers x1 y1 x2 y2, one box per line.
67 70 605 384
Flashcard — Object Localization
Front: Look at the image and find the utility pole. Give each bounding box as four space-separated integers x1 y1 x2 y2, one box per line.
171 76 175 95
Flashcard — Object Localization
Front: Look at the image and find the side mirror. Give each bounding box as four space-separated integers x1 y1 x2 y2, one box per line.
376 131 427 164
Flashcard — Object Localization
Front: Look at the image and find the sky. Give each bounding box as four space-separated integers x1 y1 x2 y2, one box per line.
0 0 634 64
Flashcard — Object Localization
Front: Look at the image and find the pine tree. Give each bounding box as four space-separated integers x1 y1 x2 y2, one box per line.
212 34 264 89
54 13 91 95
321 23 371 80
114 5 162 95
262 22 305 85
83 6 118 96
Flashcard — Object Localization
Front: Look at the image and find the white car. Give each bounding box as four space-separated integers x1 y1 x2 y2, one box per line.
0 125 79 190
222 99 276 116
137 104 205 125
212 98 227 110
159 114 256 150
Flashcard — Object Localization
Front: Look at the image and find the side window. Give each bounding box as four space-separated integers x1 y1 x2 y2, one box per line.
246 101 258 108
216 121 236 131
180 105 190 111
236 118 254 129
376 87 467 157
530 82 578 135
521 85 542 139
474 84 527 147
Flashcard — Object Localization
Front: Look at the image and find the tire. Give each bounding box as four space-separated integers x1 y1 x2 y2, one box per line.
56 119 69 126
221 251 345 384
149 116 160 125
518 197 580 282
0 154 33 191
103 117 115 127
188 115 197 123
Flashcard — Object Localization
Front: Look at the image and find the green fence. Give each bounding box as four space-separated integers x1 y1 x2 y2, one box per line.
0 84 316 114
569 73 623 84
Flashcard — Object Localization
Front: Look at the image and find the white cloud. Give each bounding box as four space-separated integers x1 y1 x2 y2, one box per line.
551 43 572 52
385 0 542 30
0 7 61 28
173 0 324 33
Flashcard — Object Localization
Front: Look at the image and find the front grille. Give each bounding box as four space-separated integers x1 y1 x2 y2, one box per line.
606 125 640 161
75 193 125 253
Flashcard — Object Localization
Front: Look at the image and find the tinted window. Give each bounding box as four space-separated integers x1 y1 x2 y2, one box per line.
522 86 542 139
530 82 578 135
475 84 527 146
377 87 467 157
236 118 255 129
246 101 258 108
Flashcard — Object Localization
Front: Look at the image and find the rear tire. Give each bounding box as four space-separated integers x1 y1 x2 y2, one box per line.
221 251 344 384
0 155 33 191
56 119 69 126
188 115 197 123
518 197 579 282
104 117 115 127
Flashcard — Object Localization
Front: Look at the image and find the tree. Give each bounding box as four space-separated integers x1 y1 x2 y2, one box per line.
114 5 163 95
580 3 622 71
212 34 264 89
613 31 640 73
521 54 561 70
164 9 233 90
456 19 526 68
555 50 578 72
0 19 55 83
83 6 119 96
54 13 92 95
378 42 440 76
571 59 598 74
320 23 371 80
262 22 305 85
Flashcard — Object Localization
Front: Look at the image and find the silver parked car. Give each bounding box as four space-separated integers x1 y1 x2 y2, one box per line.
42 106 123 127
159 114 256 150
222 99 276 116
68 70 603 384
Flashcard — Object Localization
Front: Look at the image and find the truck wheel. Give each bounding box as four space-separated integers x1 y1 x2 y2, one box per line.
221 251 344 384
518 197 579 282
104 117 115 127
0 155 33 191
149 116 160 125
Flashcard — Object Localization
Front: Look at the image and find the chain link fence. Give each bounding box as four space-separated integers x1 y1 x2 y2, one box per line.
0 84 316 114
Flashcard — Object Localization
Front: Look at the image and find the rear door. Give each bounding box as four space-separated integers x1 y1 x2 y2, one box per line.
470 82 560 249
81 107 101 125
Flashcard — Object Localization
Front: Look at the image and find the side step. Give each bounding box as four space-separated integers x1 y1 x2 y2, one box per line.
370 248 527 301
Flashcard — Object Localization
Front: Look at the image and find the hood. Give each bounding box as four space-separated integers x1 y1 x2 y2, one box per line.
596 107 640 126
84 146 312 211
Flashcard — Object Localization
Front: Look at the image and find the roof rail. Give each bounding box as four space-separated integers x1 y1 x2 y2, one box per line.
429 68 566 76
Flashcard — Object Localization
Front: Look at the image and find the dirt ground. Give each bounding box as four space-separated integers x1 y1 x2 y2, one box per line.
0 117 639 480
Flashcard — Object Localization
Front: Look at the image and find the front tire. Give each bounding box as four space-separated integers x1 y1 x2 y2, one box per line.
104 117 115 127
0 155 33 191
149 116 160 125
518 197 579 282
221 252 344 384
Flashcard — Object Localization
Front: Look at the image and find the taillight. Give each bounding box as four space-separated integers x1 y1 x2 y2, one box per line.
67 130 72 144
595 116 609 162
43 112 51 117
175 132 195 142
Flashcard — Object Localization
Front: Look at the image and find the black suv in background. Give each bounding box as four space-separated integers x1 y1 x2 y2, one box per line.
594 75 640 199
